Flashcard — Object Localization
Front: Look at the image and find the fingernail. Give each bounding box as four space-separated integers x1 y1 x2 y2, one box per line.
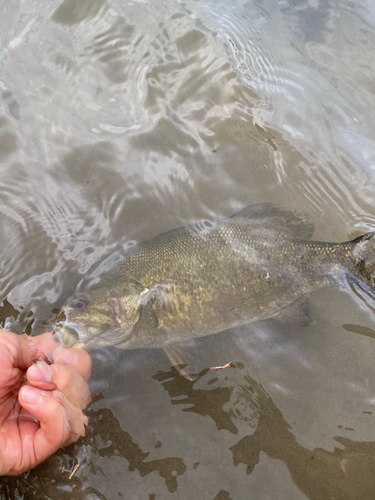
54 347 78 366
28 362 52 382
21 386 45 405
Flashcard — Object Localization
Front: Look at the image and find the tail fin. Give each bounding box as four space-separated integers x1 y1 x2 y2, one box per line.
350 231 375 288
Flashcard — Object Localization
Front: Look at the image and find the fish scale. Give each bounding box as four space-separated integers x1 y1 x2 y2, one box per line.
56 203 375 356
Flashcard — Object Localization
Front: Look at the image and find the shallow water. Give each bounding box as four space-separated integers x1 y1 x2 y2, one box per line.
1 0 375 498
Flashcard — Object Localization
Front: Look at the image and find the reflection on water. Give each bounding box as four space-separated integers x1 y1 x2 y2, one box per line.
1 0 375 497
1 404 186 498
2 363 375 499
154 363 375 499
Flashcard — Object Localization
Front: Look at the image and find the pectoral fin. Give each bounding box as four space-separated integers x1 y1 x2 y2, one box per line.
141 300 159 332
116 286 157 341
139 285 173 333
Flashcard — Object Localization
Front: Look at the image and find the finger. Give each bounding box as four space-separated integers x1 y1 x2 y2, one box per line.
27 362 91 409
52 346 91 381
0 331 30 370
18 385 88 464
0 330 59 375
27 332 60 362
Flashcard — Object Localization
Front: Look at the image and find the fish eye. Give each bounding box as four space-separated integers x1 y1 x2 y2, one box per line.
71 299 89 309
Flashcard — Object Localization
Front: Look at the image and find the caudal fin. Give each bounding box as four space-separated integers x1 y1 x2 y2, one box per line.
350 231 375 288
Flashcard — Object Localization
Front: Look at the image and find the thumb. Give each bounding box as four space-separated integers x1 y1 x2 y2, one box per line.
19 385 88 463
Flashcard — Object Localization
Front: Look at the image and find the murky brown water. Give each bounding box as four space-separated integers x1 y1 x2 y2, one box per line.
1 0 375 498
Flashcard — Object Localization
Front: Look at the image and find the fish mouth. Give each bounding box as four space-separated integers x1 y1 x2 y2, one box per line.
54 321 85 347
52 307 82 346
55 308 67 324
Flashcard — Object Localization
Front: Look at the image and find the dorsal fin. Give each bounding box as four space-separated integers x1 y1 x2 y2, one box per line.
191 220 216 233
229 202 314 240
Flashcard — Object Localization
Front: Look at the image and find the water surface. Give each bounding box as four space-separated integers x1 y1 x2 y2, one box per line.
1 0 375 498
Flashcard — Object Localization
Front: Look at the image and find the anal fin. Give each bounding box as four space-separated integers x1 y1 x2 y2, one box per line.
273 294 312 327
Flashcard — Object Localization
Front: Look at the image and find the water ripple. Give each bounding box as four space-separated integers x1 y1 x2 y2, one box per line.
1 1 375 496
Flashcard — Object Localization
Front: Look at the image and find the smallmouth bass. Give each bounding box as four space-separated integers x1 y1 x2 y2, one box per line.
55 203 375 358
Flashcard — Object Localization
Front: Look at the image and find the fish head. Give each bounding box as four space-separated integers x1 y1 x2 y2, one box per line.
55 278 144 348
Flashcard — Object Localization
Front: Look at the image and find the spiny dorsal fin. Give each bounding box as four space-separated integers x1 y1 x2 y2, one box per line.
229 202 315 240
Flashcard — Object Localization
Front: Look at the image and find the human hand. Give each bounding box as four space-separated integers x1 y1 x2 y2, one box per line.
0 329 91 476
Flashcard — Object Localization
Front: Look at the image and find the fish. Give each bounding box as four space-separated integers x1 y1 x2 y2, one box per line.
55 203 375 368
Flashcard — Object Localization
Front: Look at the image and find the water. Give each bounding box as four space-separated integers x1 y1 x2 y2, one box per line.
1 0 375 498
